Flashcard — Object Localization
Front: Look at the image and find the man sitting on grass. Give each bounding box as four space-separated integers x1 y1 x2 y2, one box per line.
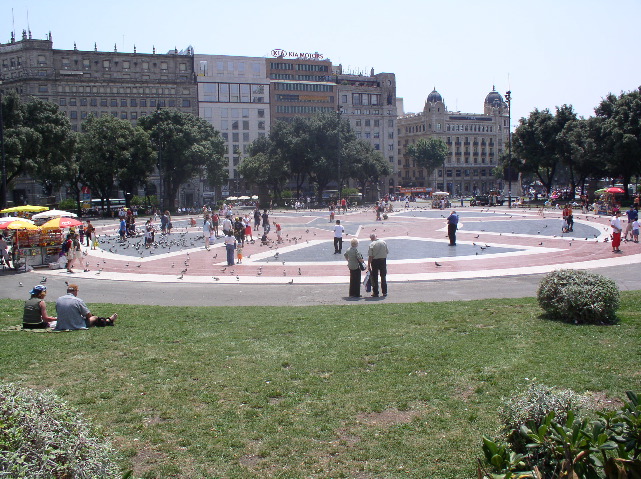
54 284 118 331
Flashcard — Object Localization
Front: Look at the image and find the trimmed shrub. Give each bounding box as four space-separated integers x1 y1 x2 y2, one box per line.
0 382 120 478
537 269 620 324
499 382 589 453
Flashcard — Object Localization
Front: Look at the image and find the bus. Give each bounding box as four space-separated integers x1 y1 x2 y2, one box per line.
84 198 127 215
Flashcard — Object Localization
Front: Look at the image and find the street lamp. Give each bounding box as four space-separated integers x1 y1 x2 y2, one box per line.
505 90 512 208
337 105 343 202
0 76 7 209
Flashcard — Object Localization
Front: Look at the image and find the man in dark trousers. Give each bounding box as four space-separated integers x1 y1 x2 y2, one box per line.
367 233 389 298
447 210 459 246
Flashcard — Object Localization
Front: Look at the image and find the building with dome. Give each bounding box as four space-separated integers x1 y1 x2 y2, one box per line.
397 87 515 197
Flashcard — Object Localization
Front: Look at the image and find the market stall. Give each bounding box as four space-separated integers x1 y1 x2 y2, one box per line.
0 219 64 269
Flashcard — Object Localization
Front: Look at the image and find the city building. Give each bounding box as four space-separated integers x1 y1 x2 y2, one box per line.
335 66 398 195
397 87 511 196
0 30 197 205
195 54 270 198
266 52 335 124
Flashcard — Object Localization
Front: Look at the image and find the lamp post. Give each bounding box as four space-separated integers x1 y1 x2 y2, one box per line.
505 90 512 208
337 105 343 202
0 76 7 209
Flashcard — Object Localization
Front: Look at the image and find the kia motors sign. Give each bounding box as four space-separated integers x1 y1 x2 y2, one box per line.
271 49 324 60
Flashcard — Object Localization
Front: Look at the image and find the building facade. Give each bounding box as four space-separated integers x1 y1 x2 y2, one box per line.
0 31 197 205
335 66 398 195
195 54 270 198
397 87 510 196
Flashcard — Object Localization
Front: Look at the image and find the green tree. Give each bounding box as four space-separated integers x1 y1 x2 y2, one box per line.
139 109 226 211
240 136 290 200
512 108 559 195
594 88 641 200
346 140 392 196
1 93 75 204
268 118 313 198
79 115 152 214
405 138 450 178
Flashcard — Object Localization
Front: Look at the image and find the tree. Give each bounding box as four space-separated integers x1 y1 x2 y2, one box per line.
1 93 75 204
346 140 392 196
139 109 226 211
512 109 559 195
268 118 313 198
594 88 641 200
405 138 449 178
553 105 579 195
239 136 290 200
79 115 153 214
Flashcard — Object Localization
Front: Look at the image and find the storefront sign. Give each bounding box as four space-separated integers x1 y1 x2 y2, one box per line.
271 49 324 60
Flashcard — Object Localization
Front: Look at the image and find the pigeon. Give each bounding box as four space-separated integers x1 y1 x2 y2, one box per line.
213 277 220 281
19 282 23 287
288 279 294 284
40 276 47 283
435 262 442 267
136 264 141 268
178 274 184 280
298 268 302 275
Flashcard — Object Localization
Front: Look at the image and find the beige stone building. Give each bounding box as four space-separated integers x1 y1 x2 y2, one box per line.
397 87 510 196
0 30 197 205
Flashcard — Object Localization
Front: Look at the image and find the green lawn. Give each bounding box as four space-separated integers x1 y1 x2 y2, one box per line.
1 294 640 479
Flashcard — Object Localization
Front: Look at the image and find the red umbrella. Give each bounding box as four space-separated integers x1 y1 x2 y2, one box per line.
40 217 83 229
606 187 625 194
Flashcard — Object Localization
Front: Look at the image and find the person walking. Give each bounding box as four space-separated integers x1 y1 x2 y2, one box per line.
224 231 237 266
85 220 95 248
447 210 459 246
203 214 213 250
344 238 364 298
367 233 389 297
333 219 345 254
624 205 638 241
611 210 623 253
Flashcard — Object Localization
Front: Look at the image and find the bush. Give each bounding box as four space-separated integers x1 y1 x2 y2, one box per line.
58 198 79 211
0 382 120 478
499 382 589 453
537 269 620 324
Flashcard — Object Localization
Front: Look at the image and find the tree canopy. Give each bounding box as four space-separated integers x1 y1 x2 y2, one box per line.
139 108 226 211
405 138 449 175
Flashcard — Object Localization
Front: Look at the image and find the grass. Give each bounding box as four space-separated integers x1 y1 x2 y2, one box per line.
1 293 641 478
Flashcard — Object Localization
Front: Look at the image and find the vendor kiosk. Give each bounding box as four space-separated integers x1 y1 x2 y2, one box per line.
11 229 64 269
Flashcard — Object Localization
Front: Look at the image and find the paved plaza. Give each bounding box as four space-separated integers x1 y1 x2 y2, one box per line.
1 203 640 306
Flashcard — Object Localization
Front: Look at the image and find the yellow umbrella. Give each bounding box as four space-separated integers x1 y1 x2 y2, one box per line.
0 205 49 213
0 219 39 230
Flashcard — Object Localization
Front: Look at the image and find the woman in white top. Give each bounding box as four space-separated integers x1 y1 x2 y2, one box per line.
203 214 213 250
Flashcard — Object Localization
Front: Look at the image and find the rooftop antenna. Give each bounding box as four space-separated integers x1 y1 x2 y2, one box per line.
26 8 30 38
11 8 15 39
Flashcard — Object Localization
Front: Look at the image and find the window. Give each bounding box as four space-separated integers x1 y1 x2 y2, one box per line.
80 98 87 106
365 120 370 127
242 108 249 118
182 99 191 107
123 61 130 69
103 60 110 69
374 120 380 127
131 112 137 120
160 62 168 70
168 100 176 107
81 111 88 119
120 99 127 107
242 121 249 130
355 120 361 127
257 109 265 118
341 94 347 103
221 120 228 130
243 132 250 142
121 112 127 119
59 98 67 106
232 133 239 142
69 111 77 119
232 120 239 130
258 121 265 130
140 99 147 107
130 99 137 107
179 62 186 71
110 99 117 107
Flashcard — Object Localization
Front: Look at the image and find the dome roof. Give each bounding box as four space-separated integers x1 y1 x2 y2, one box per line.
426 88 443 103
485 87 504 106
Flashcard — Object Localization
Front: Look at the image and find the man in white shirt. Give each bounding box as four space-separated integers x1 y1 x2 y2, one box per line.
333 220 345 254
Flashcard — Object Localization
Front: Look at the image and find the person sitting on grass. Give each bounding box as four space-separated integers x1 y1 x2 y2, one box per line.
22 285 57 330
54 284 117 331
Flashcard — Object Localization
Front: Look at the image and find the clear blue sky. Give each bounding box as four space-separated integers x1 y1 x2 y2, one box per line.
3 0 640 126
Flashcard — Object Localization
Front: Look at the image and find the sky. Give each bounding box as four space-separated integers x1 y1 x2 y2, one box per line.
2 0 641 126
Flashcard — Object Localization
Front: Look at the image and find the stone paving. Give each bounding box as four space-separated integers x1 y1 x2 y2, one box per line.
35 204 641 285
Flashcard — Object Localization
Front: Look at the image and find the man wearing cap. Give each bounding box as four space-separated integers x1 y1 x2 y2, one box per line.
55 284 117 331
367 233 389 298
22 285 57 329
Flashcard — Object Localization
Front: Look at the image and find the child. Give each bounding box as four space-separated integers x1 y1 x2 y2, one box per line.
275 222 282 243
632 219 639 243
236 246 243 264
